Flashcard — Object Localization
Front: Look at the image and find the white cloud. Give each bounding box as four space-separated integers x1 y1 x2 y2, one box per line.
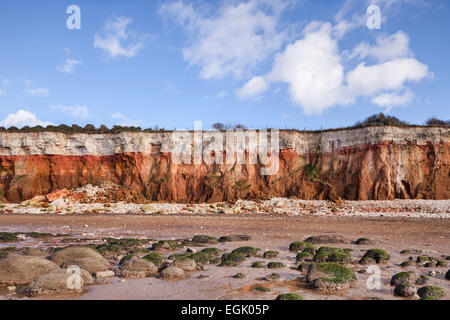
23 80 50 97
242 22 430 114
0 109 53 128
57 59 82 74
50 105 89 118
371 90 414 108
163 83 181 95
0 89 5 96
267 22 349 114
346 58 429 96
215 91 227 99
111 112 144 126
159 0 288 79
26 87 50 97
94 16 149 59
350 31 412 61
237 76 268 99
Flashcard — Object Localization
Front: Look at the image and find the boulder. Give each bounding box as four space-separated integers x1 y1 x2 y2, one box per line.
218 235 251 242
45 189 69 202
173 257 197 271
359 249 390 264
390 272 418 286
141 205 157 214
51 247 111 274
306 262 356 292
23 247 48 257
191 235 218 244
0 255 60 286
417 286 445 299
25 268 92 297
121 258 157 278
50 198 67 210
393 283 416 297
160 266 184 279
355 238 375 245
304 235 350 244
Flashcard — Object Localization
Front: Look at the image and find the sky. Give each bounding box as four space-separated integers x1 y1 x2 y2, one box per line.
0 0 449 130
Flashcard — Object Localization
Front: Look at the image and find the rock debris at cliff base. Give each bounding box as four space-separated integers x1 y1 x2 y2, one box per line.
0 184 448 218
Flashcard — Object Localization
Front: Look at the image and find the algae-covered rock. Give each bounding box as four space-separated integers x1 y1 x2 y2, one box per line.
417 286 445 299
313 247 352 263
276 293 303 300
359 249 390 264
390 272 418 286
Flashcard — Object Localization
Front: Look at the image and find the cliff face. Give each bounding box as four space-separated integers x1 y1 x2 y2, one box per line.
0 126 448 203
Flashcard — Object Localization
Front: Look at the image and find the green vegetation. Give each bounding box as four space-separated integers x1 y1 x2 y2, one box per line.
297 262 312 272
218 235 251 242
231 246 260 257
143 252 164 266
151 240 182 251
425 117 450 127
0 232 20 242
263 250 279 259
1 114 447 135
95 237 149 255
296 251 314 261
313 247 352 263
233 179 251 191
359 249 390 264
232 273 246 279
119 254 134 265
200 247 221 257
276 293 303 300
220 252 246 266
417 286 445 299
314 262 356 283
254 286 270 292
251 261 264 268
264 273 281 281
168 249 220 265
390 272 415 286
267 261 285 269
417 255 447 267
191 235 218 244
289 241 313 252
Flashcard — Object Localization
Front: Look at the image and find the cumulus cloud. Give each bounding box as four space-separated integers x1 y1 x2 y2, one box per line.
159 0 288 79
94 16 149 59
350 31 412 61
0 109 53 128
239 21 430 114
371 90 414 108
50 105 89 118
57 59 82 74
236 76 268 99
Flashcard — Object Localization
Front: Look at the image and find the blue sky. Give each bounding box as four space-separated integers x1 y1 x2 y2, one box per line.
0 0 449 130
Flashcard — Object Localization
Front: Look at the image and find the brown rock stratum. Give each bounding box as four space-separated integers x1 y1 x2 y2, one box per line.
0 126 448 202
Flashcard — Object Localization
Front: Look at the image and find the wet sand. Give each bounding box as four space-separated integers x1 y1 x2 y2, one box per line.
0 214 449 300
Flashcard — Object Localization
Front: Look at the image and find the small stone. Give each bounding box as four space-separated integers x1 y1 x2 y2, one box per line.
95 270 115 278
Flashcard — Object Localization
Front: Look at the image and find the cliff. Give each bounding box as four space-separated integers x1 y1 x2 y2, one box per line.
0 126 448 202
